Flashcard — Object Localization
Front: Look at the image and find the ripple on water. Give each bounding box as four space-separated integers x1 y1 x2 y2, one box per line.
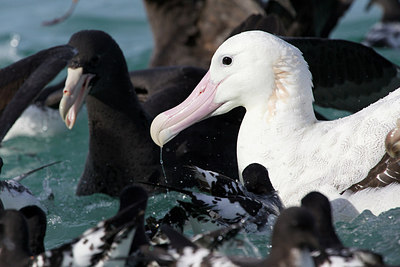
336 208 400 265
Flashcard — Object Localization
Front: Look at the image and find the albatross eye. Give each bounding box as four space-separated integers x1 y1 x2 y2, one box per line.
222 56 232 66
70 59 80 68
90 55 100 67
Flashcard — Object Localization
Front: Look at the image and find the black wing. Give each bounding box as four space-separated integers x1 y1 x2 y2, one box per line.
0 45 75 142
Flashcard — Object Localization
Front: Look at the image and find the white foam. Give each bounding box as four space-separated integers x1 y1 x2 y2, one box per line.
4 105 66 141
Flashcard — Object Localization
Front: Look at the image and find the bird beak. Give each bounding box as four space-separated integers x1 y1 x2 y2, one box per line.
150 71 222 147
59 67 94 129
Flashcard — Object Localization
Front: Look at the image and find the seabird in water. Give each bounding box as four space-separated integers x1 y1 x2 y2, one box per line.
2 26 400 198
150 30 400 216
0 159 60 213
141 207 319 267
301 191 385 266
143 0 264 68
58 30 242 196
0 185 148 267
143 163 283 232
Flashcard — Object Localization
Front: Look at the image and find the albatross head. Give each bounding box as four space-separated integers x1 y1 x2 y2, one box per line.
59 30 128 129
150 30 313 147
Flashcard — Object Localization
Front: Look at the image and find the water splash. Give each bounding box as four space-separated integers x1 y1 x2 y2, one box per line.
218 230 264 258
39 177 54 201
0 33 21 66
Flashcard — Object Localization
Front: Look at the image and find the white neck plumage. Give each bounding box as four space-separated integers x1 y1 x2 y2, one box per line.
237 52 317 180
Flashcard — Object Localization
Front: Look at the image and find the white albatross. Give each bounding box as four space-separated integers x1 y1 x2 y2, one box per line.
150 30 400 218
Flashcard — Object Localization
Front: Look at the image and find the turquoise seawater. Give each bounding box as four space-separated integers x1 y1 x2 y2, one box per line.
1 0 400 264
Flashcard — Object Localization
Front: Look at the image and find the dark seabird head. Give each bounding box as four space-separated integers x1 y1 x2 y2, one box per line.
265 206 319 267
242 163 275 195
301 191 343 250
0 209 32 266
19 205 47 255
59 30 132 129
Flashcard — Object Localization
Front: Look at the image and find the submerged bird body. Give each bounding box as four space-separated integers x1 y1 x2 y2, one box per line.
151 30 400 215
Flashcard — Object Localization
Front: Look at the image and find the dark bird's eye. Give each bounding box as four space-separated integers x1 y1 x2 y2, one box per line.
222 56 232 65
90 55 100 66
70 59 80 68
